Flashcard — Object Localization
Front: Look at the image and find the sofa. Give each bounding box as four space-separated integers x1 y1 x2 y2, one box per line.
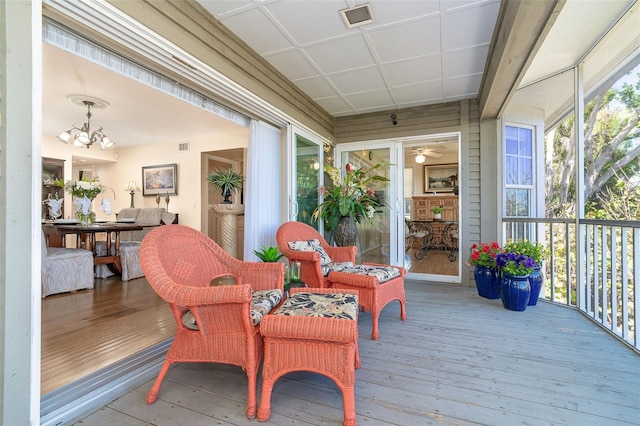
95 208 177 280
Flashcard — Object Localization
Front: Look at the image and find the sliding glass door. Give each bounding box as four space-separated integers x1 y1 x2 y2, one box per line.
334 142 402 266
288 126 324 228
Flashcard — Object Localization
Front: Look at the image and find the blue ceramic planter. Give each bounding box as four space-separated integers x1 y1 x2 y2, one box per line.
528 266 543 306
474 265 500 299
500 273 531 311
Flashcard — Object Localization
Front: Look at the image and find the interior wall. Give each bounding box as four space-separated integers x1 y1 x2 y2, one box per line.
42 130 249 230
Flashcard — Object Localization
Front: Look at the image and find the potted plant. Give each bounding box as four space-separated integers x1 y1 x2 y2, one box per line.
467 242 503 299
431 205 445 219
253 246 285 262
495 252 537 311
206 168 244 204
312 162 389 247
503 240 548 306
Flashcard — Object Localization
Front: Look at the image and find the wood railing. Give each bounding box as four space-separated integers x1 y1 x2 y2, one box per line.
502 217 639 352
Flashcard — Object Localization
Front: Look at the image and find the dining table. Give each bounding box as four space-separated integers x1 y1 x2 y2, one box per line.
51 222 143 274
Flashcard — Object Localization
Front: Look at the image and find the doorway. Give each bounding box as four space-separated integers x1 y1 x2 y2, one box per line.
334 134 461 282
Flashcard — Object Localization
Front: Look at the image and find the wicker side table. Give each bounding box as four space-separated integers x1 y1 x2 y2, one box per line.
257 288 360 426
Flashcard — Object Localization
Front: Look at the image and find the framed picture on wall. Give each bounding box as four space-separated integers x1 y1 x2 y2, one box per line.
424 163 458 193
142 163 178 196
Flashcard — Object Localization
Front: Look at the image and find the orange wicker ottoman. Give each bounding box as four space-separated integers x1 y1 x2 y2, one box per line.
327 263 406 340
257 288 360 426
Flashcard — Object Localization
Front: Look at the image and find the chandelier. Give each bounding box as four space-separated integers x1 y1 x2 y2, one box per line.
58 95 114 149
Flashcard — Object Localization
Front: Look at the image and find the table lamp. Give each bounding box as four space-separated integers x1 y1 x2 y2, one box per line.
125 180 140 208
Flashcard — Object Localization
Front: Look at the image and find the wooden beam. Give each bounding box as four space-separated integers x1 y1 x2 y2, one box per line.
478 0 565 120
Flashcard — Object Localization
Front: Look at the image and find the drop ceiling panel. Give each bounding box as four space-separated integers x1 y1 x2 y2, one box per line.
304 35 376 74
293 77 339 99
441 2 500 51
329 66 386 94
393 81 444 104
346 89 395 110
382 56 442 87
443 45 490 78
445 73 483 98
264 50 319 81
218 7 291 54
367 17 442 63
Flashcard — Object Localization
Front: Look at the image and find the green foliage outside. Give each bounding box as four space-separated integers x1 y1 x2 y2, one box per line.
546 69 640 220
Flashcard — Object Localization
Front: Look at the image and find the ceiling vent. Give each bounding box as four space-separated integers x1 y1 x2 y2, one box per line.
178 142 190 152
340 4 374 29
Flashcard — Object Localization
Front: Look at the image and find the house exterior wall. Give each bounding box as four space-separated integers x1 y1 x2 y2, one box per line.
334 100 482 286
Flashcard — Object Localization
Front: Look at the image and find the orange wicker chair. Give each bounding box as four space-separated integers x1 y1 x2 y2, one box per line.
258 287 360 426
139 224 285 419
276 221 407 340
276 221 356 288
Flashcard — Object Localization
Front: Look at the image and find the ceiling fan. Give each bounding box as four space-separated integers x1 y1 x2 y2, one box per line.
412 147 443 163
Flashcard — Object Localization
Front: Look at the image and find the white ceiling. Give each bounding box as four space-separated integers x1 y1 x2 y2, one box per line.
197 0 501 117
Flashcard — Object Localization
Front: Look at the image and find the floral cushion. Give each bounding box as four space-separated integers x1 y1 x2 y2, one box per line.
273 292 358 320
250 289 283 326
182 289 283 330
288 238 332 265
330 264 401 283
321 261 355 276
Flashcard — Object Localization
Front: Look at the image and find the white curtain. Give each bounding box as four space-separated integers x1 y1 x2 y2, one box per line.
244 119 282 260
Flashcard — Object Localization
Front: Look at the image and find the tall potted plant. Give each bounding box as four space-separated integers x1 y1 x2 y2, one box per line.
312 162 389 247
206 168 244 204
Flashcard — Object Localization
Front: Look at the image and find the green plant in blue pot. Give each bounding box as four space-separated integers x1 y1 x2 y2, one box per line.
496 253 536 311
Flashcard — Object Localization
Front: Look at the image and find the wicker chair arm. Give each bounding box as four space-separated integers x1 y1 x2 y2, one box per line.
147 271 253 306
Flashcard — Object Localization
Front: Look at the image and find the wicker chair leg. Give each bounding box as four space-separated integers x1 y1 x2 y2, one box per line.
371 311 380 340
146 360 172 404
341 383 357 426
400 299 407 321
257 379 274 422
246 367 259 419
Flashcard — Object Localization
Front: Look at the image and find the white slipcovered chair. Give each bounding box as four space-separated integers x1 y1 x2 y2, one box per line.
41 232 94 298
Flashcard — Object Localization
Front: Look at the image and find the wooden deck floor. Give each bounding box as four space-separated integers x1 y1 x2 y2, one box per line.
74 281 640 425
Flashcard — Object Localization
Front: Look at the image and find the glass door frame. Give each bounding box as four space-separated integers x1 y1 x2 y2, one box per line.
336 134 462 282
287 124 328 230
334 141 404 268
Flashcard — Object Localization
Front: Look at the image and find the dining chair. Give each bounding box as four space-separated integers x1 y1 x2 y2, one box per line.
140 224 285 419
41 231 94 298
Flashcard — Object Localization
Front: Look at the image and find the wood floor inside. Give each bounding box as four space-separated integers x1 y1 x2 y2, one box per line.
41 276 174 395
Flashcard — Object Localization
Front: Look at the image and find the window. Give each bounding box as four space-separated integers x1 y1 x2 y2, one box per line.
505 125 534 217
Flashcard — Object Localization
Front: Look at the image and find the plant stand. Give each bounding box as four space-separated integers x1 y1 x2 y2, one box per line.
210 204 244 258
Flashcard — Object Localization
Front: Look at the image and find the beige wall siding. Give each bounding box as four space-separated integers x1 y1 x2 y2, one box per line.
465 100 482 286
334 104 462 144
